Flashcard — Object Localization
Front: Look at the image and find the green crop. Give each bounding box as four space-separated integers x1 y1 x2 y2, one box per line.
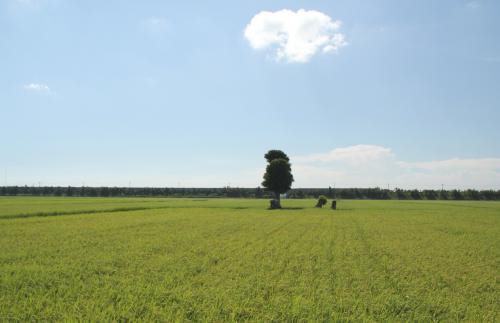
0 197 498 321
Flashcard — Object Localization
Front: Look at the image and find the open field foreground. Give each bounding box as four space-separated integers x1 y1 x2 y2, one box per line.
0 197 499 321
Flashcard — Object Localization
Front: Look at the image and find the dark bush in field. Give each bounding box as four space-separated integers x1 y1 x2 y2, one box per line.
316 195 328 208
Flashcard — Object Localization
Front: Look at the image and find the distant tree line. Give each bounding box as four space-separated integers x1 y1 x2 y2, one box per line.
287 187 500 200
1 186 499 200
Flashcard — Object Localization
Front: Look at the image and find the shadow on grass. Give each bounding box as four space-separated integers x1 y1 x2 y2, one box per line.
266 207 355 211
0 205 181 220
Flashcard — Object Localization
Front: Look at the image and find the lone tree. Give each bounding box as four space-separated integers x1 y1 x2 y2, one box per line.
262 150 294 208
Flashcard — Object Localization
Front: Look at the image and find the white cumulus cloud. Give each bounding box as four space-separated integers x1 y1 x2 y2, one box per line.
24 83 51 94
244 9 347 63
291 145 500 189
294 145 393 164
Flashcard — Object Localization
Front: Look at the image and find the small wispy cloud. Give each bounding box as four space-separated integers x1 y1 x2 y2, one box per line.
143 16 168 33
481 56 500 63
397 158 500 171
244 9 347 63
15 0 35 5
467 1 480 9
14 0 43 9
24 83 51 94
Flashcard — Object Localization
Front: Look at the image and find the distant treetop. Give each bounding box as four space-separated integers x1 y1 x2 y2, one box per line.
264 150 290 163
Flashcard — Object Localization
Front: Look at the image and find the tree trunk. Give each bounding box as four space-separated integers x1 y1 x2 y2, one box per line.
274 192 281 208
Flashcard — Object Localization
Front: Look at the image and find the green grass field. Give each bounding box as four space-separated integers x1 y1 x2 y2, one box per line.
0 197 498 321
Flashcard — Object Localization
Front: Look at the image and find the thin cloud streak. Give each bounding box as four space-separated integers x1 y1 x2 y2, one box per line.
23 83 52 94
291 145 500 189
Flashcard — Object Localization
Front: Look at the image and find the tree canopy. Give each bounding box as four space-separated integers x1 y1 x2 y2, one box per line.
264 150 290 163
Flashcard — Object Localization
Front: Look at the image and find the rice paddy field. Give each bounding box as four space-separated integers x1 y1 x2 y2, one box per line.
0 197 499 321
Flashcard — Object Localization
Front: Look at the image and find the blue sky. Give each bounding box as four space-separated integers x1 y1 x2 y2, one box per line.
1 0 499 189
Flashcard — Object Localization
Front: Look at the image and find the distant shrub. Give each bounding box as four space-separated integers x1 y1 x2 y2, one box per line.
316 195 328 208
